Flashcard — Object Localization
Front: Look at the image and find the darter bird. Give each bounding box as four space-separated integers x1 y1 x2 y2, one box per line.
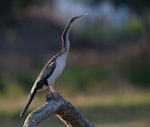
20 13 88 117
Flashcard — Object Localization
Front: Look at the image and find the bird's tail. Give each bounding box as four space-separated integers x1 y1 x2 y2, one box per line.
20 90 36 117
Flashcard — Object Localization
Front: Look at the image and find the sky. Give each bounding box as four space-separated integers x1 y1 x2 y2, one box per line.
54 0 130 27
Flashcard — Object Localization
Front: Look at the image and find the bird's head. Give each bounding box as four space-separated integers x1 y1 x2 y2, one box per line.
62 12 88 39
69 12 88 25
61 13 88 51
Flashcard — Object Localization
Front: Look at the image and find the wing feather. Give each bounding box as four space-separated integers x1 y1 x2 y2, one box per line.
31 60 56 93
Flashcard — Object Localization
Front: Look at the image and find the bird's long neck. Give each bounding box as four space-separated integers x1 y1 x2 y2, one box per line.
61 20 72 52
61 13 87 53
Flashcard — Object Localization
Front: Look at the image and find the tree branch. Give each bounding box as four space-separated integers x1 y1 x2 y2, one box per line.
23 93 95 127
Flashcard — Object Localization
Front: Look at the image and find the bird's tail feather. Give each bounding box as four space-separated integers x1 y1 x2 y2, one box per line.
20 90 36 117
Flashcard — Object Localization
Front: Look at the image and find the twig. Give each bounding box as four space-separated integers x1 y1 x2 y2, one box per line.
23 93 95 127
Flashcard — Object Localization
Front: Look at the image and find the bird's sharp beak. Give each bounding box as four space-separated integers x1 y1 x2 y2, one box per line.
77 12 88 19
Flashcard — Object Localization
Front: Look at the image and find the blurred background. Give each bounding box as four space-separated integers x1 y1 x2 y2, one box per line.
0 0 150 127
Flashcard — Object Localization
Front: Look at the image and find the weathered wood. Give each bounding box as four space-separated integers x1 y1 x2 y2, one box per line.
23 93 95 127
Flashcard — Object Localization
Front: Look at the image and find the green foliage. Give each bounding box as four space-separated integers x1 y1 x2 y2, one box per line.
122 58 150 87
0 66 111 96
84 17 142 43
121 18 142 38
0 76 5 93
58 65 110 93
0 91 150 127
5 82 23 96
16 70 36 92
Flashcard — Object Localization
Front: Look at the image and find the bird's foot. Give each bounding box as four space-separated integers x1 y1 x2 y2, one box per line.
45 92 60 102
52 91 60 100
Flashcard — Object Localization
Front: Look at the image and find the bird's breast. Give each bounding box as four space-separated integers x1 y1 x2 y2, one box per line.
47 54 67 84
55 55 66 76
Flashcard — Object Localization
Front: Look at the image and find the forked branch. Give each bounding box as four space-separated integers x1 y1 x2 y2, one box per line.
23 93 95 127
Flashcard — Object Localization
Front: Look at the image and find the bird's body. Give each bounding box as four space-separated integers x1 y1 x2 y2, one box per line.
31 52 68 93
20 13 88 117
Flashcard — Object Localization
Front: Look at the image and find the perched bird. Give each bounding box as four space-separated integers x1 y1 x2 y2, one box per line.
20 13 88 117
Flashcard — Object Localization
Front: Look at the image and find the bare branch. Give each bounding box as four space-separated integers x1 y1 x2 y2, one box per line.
23 93 95 127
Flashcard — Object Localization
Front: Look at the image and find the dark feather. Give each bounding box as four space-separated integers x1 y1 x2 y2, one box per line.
20 90 37 117
36 61 56 83
20 60 56 116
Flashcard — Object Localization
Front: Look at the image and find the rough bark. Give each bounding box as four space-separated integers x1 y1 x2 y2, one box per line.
23 93 95 127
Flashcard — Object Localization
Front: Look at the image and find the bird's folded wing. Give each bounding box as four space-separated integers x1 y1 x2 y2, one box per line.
30 60 56 93
38 61 56 81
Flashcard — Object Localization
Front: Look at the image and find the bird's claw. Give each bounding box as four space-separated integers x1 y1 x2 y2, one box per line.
45 92 60 102
52 92 60 100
